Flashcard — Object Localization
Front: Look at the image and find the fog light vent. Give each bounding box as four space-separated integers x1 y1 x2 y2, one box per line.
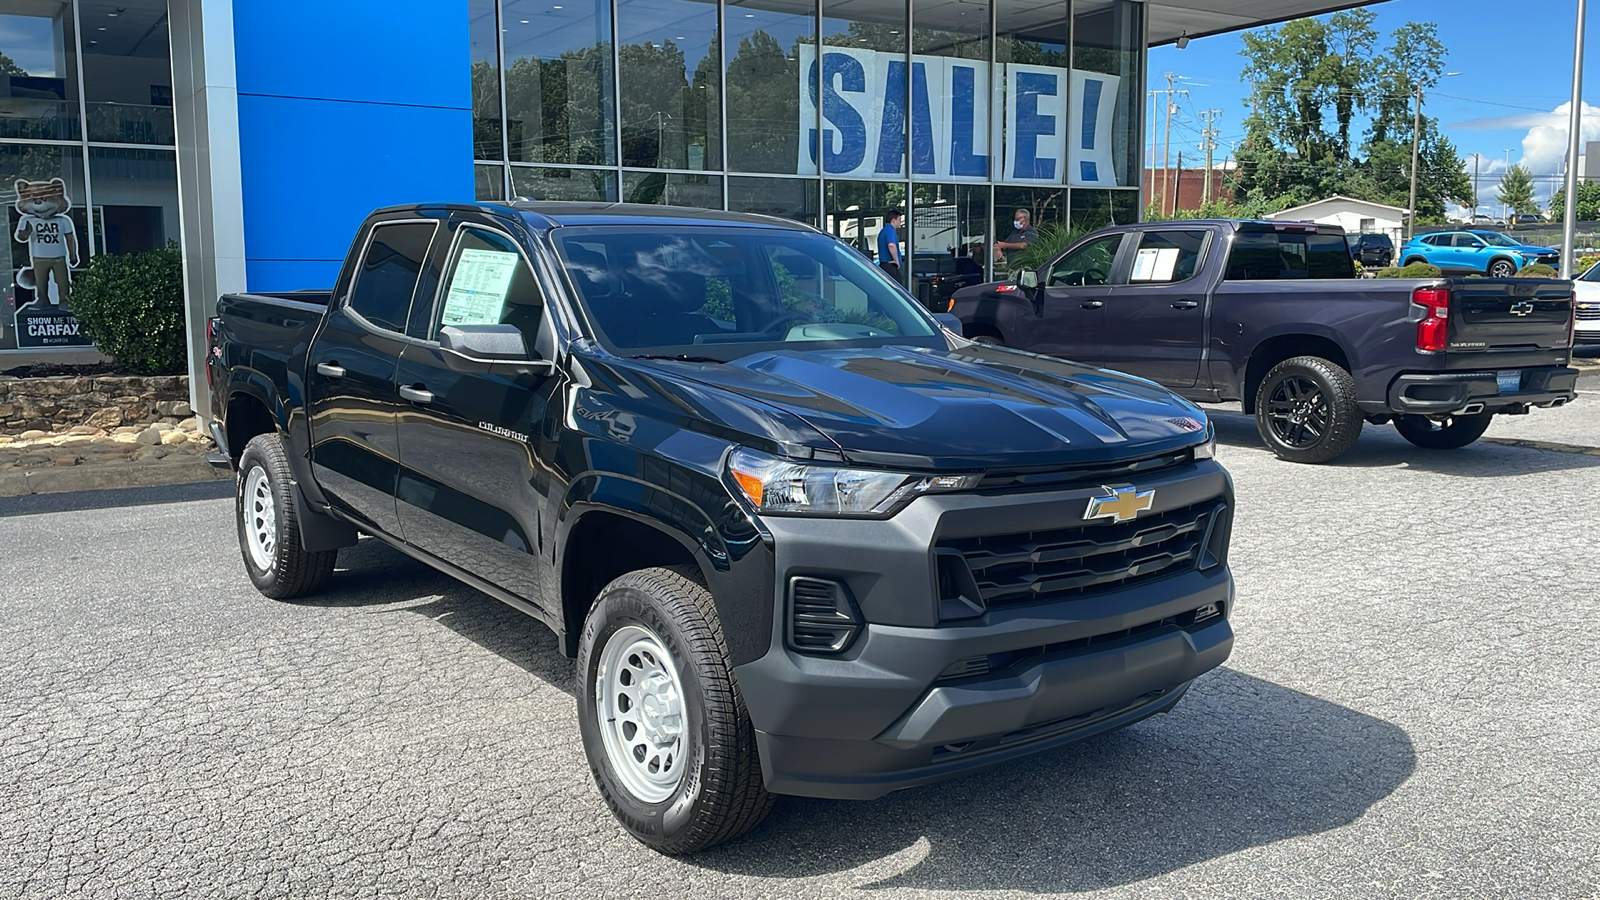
787 577 862 654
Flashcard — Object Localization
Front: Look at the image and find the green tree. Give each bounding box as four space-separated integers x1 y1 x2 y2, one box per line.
1547 180 1600 220
1496 164 1538 216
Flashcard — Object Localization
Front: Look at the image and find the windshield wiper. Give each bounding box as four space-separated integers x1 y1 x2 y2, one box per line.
627 354 725 364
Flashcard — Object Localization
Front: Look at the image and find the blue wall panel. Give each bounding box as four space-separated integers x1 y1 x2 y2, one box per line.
237 95 473 264
233 0 472 292
233 0 470 109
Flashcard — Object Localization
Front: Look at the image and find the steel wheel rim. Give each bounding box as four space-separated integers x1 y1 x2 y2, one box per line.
595 624 687 803
243 466 277 571
1265 375 1330 448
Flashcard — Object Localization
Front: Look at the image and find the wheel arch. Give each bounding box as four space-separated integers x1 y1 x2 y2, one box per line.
1241 333 1353 414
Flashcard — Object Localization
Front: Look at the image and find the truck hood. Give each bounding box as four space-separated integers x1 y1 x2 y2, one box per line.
632 345 1211 469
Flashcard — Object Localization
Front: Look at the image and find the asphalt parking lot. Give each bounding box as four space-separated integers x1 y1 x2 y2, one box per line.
3 382 1598 899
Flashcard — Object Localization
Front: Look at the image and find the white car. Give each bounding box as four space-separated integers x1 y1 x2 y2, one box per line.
1572 263 1600 355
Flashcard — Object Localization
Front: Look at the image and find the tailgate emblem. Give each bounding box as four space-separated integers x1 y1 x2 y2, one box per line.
1509 301 1535 317
1086 486 1155 523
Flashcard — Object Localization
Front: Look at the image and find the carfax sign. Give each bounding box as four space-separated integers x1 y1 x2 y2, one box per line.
797 46 1122 186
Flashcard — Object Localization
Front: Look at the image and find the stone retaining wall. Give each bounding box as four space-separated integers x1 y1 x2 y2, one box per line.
0 374 194 435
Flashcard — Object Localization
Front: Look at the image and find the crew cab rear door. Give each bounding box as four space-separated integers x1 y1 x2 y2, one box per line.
1095 228 1210 388
1443 278 1573 358
307 218 442 537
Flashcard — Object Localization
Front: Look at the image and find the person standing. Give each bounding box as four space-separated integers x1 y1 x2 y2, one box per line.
877 208 904 282
993 208 1038 266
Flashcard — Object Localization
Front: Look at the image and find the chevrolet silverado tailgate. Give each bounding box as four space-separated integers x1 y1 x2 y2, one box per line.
1445 278 1572 355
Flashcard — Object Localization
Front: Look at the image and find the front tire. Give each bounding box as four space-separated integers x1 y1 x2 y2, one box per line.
1487 257 1517 278
577 566 773 854
236 434 337 599
1254 356 1364 464
1394 413 1493 449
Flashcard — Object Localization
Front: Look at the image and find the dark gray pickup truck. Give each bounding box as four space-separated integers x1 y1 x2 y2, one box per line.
953 220 1579 463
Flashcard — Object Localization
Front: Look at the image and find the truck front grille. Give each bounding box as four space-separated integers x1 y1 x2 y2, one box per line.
938 499 1228 610
1576 306 1600 321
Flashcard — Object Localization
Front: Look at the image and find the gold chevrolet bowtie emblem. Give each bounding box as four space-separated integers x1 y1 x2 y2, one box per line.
1086 486 1155 523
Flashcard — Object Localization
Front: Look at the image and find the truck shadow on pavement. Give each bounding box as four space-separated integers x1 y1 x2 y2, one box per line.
1206 408 1600 475
305 539 1416 894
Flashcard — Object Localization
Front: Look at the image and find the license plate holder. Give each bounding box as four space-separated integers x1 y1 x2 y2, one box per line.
1497 370 1522 393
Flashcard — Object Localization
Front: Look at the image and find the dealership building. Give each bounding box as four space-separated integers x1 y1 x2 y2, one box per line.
0 0 1364 406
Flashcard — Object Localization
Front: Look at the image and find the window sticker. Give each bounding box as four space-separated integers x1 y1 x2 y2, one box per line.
1131 246 1180 282
441 248 519 326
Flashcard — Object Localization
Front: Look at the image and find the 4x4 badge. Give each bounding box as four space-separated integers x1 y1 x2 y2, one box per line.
1086 486 1155 523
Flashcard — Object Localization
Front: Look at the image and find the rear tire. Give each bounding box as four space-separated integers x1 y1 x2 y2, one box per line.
1254 356 1363 464
577 566 773 854
236 434 337 599
969 333 1004 346
1394 413 1493 449
1403 256 1426 267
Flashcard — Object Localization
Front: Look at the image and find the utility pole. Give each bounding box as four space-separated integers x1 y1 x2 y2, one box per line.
1561 0 1586 278
1154 73 1189 218
1200 109 1221 206
1503 149 1512 221
1473 154 1480 219
1407 85 1422 239
1174 151 1184 213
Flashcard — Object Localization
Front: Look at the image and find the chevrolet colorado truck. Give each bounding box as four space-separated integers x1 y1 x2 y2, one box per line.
206 202 1234 853
952 220 1579 463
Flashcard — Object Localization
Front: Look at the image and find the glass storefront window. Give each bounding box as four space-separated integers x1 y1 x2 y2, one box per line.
0 1 80 142
909 183 990 304
87 148 177 254
471 0 504 160
994 183 1065 275
727 176 818 225
622 170 722 208
503 0 617 165
815 0 906 181
1071 0 1141 189
512 165 619 201
476 163 507 200
616 0 721 170
79 0 173 145
825 179 906 280
912 0 989 183
1069 187 1138 231
725 0 815 175
994 0 1068 186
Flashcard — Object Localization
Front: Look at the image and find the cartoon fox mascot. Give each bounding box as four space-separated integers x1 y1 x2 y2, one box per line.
14 177 79 312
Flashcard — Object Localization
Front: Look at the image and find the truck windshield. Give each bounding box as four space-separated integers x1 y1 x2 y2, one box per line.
1224 230 1354 280
553 226 943 356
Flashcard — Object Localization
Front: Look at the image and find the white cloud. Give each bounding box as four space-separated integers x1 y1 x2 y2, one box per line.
1518 101 1600 178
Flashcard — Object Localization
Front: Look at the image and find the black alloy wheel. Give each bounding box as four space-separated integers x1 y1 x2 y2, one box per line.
1253 356 1363 464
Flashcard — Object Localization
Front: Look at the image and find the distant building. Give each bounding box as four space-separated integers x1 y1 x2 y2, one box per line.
1261 196 1409 246
1142 167 1234 214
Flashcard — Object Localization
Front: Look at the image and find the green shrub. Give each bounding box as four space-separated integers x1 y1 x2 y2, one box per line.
1375 262 1443 278
68 242 186 375
1514 263 1558 278
1578 254 1600 273
1005 222 1095 274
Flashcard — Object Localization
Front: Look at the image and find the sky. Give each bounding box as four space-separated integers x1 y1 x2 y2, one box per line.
1146 0 1600 214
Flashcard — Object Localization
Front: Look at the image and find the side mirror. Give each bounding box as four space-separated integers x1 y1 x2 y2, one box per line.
439 324 553 375
1018 269 1040 290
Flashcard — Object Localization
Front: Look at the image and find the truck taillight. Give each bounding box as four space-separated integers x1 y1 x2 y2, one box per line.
1412 287 1450 353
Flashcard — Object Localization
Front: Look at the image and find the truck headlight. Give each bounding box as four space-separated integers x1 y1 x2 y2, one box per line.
728 448 979 517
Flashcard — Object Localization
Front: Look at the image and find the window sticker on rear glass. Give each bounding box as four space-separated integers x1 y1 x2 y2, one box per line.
441 248 519 326
1131 247 1179 282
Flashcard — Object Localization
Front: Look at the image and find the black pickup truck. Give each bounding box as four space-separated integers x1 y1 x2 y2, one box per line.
954 220 1579 463
207 202 1234 853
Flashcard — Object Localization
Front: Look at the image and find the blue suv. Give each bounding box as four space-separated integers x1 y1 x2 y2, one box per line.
1399 230 1559 277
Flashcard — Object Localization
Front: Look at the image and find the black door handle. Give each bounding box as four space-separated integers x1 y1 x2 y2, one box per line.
1171 300 1200 310
1080 300 1104 310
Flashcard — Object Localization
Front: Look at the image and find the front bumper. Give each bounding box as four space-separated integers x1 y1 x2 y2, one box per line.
733 459 1235 800
1573 329 1600 348
1384 366 1579 416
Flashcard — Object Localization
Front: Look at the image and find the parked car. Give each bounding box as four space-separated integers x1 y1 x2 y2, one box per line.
1510 213 1547 227
1399 230 1558 277
911 252 984 310
951 219 1579 464
1571 260 1600 355
1470 214 1502 226
206 201 1235 854
1348 232 1394 268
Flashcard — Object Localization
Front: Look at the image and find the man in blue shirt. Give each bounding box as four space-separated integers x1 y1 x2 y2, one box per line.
877 208 903 282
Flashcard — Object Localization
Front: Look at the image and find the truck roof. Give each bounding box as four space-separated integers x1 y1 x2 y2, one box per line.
366 201 813 233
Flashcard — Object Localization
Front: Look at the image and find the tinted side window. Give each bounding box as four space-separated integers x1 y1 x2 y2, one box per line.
435 227 545 349
1128 230 1206 284
348 222 437 332
1047 234 1124 286
1224 232 1354 280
